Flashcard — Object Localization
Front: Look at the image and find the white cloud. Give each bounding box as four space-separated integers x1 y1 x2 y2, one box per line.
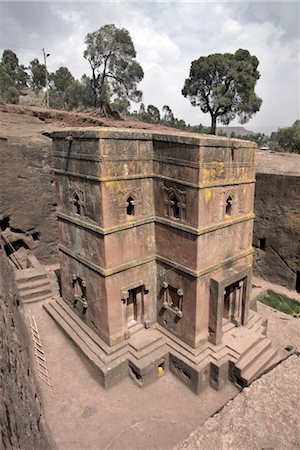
0 1 299 132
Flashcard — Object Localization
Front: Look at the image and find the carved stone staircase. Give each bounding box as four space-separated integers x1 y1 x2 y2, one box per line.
15 266 52 304
223 313 279 387
44 298 280 392
44 297 167 387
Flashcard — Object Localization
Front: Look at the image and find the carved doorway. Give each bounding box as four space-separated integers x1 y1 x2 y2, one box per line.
223 279 246 327
126 286 144 329
209 266 251 346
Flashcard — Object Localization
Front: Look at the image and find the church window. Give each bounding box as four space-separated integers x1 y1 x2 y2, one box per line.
126 196 135 216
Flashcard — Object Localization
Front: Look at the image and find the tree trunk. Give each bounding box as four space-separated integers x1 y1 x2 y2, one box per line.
210 114 217 135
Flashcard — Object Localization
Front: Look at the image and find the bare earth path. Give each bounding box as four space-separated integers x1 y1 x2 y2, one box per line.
22 272 300 450
175 355 300 450
24 299 238 450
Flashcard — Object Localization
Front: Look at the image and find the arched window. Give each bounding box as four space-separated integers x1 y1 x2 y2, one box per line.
226 196 233 216
70 189 85 216
126 196 135 216
169 194 180 219
72 275 87 314
73 193 81 215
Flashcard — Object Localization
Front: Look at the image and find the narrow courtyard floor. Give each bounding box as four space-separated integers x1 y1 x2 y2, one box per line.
22 275 299 450
24 300 238 450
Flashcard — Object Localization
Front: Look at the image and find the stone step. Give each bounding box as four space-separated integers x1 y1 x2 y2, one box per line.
45 299 128 365
50 300 167 370
210 345 239 364
55 297 126 356
246 313 263 330
224 328 262 355
45 300 109 362
128 333 166 361
16 270 48 284
44 301 108 372
223 320 236 333
44 300 132 388
20 287 52 301
235 338 271 374
18 278 50 292
22 292 54 304
240 347 278 386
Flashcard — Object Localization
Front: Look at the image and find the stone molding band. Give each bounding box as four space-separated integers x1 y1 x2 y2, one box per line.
58 243 253 279
53 168 255 189
57 211 255 237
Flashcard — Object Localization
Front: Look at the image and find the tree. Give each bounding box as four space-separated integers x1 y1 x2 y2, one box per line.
83 24 144 114
182 49 262 134
0 62 19 103
270 121 300 153
2 49 19 77
15 65 29 88
29 58 46 91
50 66 74 92
162 105 175 126
1 49 29 90
147 104 160 123
49 66 75 109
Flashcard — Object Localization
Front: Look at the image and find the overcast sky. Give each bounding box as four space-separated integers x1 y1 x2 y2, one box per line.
0 1 299 133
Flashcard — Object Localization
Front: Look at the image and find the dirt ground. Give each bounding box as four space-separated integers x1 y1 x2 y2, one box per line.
256 149 300 176
175 355 300 450
24 299 239 450
0 103 177 132
2 104 299 449
21 274 300 450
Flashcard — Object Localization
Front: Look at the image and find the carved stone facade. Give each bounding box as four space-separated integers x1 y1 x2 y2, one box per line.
46 128 278 393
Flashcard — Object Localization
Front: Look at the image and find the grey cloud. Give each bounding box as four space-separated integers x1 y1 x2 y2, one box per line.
236 1 299 43
0 2 74 53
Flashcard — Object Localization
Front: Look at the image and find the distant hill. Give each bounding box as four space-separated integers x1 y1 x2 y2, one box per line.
217 126 255 137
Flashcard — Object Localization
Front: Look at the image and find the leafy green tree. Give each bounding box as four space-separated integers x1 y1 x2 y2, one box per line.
147 104 160 123
49 66 76 109
65 80 86 110
5 86 20 103
15 65 29 88
1 49 28 90
2 49 19 77
162 105 175 126
83 24 144 114
50 66 74 93
174 118 187 130
0 62 19 103
29 58 46 91
182 49 262 134
111 95 131 115
270 121 300 153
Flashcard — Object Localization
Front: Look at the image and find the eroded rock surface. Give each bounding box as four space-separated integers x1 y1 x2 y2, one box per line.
253 172 300 290
175 355 300 450
0 249 51 449
0 111 58 263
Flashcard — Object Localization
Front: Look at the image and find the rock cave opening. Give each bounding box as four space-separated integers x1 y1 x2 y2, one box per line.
259 237 266 251
4 239 29 257
296 271 300 294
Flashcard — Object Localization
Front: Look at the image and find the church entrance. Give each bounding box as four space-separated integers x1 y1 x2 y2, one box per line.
209 266 251 346
126 286 144 328
223 278 246 327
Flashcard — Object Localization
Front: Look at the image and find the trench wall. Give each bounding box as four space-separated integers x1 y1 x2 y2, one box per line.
0 249 51 449
253 172 300 291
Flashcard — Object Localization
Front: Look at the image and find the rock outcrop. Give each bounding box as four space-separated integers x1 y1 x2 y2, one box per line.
0 249 51 449
175 355 299 450
253 172 300 291
0 111 58 263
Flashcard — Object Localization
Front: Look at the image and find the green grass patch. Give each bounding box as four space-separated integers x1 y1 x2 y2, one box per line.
258 291 300 316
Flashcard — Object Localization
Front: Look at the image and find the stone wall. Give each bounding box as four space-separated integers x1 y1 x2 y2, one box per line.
0 111 58 264
253 173 300 291
0 249 51 449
